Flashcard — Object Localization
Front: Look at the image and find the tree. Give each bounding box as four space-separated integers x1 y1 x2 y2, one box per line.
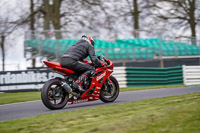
0 0 30 71
30 0 36 67
28 0 115 39
150 0 200 44
0 18 18 71
42 0 63 38
105 0 154 38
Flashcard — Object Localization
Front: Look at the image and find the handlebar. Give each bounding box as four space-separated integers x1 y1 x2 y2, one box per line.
83 57 113 69
102 57 113 69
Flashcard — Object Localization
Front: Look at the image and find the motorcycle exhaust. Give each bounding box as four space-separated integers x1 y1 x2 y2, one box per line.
61 82 80 97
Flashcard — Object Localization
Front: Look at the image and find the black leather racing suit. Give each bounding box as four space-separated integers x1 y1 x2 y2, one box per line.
60 39 101 77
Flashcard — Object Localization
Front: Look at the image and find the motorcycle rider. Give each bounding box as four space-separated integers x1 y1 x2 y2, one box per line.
60 35 104 93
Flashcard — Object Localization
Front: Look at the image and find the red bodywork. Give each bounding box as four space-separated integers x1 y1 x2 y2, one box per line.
43 58 114 104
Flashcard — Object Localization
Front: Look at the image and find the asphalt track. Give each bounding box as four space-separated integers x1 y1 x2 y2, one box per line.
0 86 200 122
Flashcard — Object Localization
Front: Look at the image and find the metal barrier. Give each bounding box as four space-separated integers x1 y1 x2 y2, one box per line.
2 65 200 92
126 66 183 87
112 67 127 88
24 38 200 64
182 65 200 85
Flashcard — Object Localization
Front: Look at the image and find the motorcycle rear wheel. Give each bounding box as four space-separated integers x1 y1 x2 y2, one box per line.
100 75 119 103
41 78 69 110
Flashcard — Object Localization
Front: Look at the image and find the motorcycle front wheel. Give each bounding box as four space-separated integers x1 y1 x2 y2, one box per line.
41 78 69 110
100 75 120 103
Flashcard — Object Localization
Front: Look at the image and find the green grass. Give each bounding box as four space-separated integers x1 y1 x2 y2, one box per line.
0 85 187 105
0 91 41 105
120 84 186 92
0 92 200 133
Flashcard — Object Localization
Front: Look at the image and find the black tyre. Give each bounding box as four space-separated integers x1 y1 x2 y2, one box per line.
100 75 120 103
41 78 69 110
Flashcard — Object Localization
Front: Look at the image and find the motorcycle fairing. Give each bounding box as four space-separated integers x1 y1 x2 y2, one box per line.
43 61 75 75
67 67 113 104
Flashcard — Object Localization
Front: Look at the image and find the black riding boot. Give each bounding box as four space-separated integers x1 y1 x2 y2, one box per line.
73 74 88 93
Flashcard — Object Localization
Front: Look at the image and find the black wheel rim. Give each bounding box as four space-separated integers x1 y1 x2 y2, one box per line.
47 83 66 106
101 81 117 100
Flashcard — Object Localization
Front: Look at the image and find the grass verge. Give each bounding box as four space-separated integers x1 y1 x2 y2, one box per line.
0 92 200 133
120 84 186 92
0 85 186 105
0 91 41 105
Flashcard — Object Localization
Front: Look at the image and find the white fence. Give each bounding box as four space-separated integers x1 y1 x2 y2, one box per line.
112 67 127 88
182 65 200 85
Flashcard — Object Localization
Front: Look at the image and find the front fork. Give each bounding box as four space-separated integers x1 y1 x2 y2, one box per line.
105 77 113 93
108 76 113 86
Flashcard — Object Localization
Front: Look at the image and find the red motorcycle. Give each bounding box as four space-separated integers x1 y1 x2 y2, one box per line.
41 56 119 110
